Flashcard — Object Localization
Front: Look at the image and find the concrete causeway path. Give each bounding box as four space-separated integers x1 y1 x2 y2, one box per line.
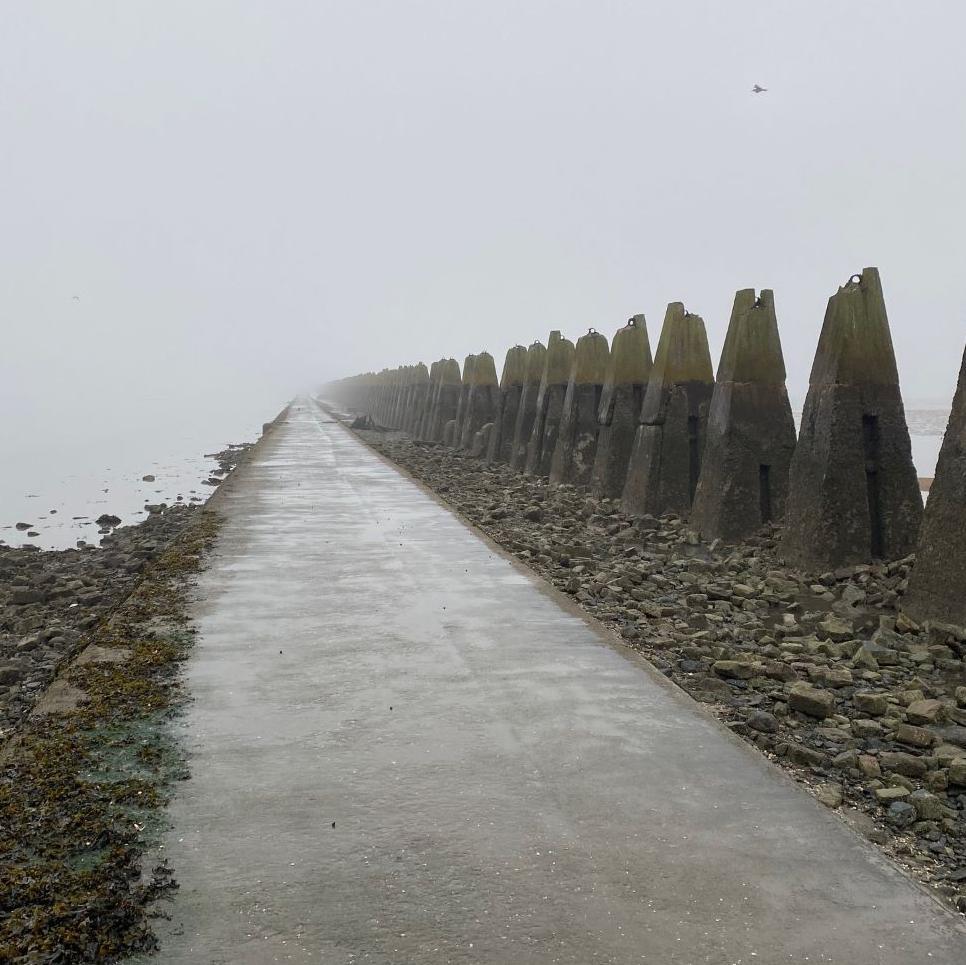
147 398 966 964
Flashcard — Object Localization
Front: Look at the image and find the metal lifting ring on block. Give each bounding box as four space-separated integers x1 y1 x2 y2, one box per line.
588 327 597 335
849 273 863 285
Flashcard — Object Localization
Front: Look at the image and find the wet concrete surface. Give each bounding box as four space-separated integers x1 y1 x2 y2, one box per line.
144 398 966 964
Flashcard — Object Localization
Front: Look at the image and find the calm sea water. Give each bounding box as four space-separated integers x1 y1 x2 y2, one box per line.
0 402 286 551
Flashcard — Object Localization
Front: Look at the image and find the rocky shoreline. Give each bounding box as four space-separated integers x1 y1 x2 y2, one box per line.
0 444 253 738
357 428 966 915
0 440 254 961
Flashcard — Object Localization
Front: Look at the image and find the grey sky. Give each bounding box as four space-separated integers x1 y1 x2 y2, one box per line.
2 0 964 457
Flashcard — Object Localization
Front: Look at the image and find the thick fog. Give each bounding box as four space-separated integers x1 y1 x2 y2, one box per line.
3 0 964 469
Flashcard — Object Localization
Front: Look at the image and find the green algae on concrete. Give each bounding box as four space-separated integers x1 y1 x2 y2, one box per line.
487 345 529 464
550 329 611 486
509 340 547 470
782 268 922 570
691 289 797 542
904 344 966 628
591 315 653 499
622 303 714 516
525 331 576 477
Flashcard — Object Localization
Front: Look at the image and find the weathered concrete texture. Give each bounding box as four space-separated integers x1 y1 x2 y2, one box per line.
452 354 476 447
691 289 797 543
458 351 500 451
525 331 575 477
147 400 966 964
622 303 714 517
426 358 462 443
590 315 653 499
471 422 493 458
388 365 409 428
415 360 442 441
442 418 458 447
903 344 966 628
403 362 429 435
549 330 610 486
508 341 547 471
486 345 528 464
782 268 923 570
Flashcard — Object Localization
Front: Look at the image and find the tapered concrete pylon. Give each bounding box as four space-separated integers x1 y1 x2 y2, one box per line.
590 315 653 499
621 303 714 517
690 290 797 542
388 366 409 428
509 341 547 470
550 330 610 486
416 361 442 440
487 345 529 464
403 363 429 435
525 332 576 476
451 355 476 448
427 359 462 443
442 419 458 447
782 268 922 570
904 345 966 628
459 352 500 451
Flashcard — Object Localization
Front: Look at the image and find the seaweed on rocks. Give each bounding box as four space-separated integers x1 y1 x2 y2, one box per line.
0 510 220 962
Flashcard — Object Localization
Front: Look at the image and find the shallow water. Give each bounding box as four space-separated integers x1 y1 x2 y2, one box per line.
0 409 280 551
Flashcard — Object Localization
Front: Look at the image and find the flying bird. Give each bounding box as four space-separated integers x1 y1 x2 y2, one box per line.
752 84 767 94
72 295 80 301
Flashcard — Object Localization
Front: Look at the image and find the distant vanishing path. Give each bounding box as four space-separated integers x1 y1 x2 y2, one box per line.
145 398 966 964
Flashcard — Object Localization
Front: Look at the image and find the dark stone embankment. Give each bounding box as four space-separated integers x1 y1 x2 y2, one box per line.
352 425 966 915
0 445 253 738
0 427 278 961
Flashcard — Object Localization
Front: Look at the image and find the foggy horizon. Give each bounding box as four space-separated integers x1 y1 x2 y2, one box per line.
3 1 965 456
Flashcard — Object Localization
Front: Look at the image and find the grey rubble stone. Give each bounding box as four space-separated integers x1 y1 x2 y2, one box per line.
875 785 910 802
746 710 780 733
712 659 760 680
906 698 946 725
886 801 917 828
853 692 889 716
908 790 949 821
787 682 835 719
879 752 928 778
815 782 844 808
894 723 938 749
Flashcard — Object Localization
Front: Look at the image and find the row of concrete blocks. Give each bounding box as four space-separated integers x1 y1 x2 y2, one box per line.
326 267 966 630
